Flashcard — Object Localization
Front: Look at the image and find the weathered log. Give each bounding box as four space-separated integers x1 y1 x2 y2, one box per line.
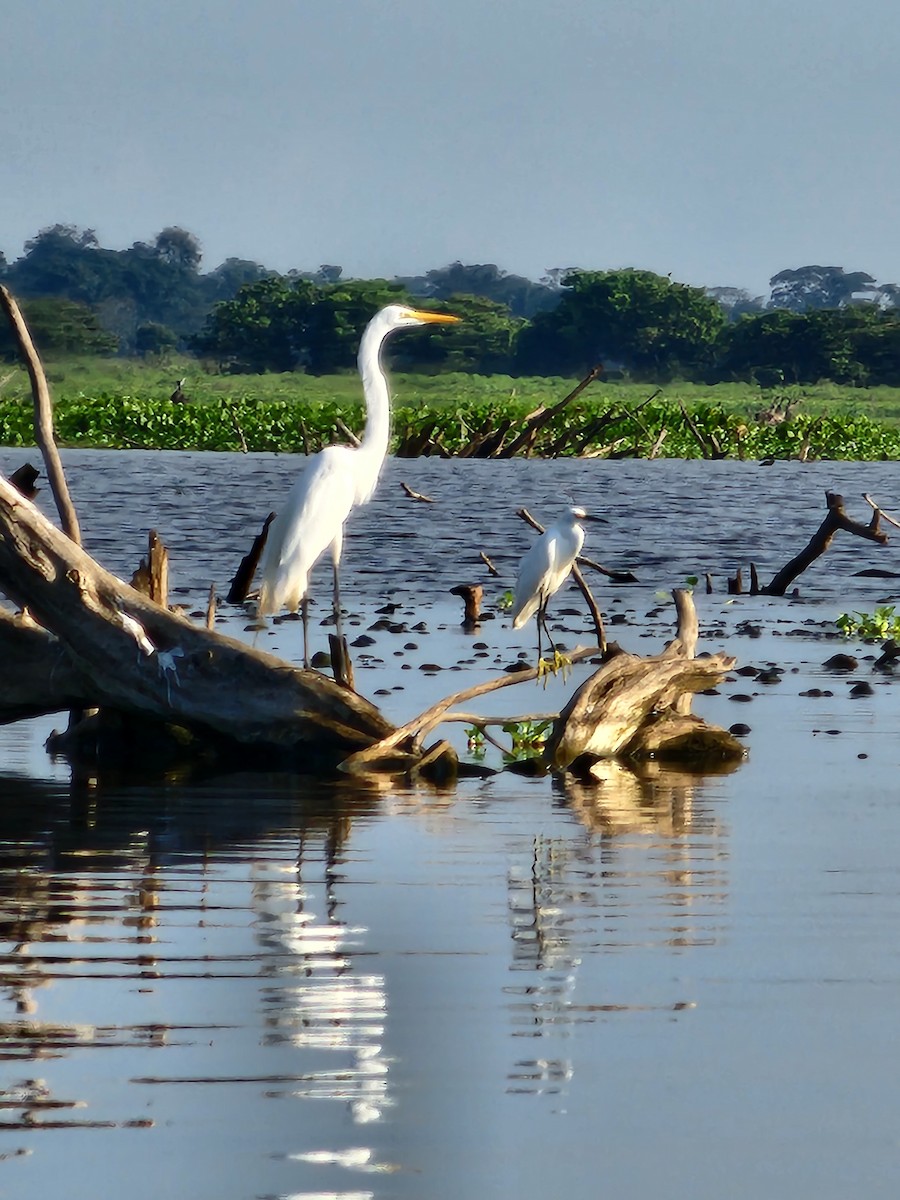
544 589 740 770
544 649 736 768
339 645 603 775
0 609 92 723
0 475 393 765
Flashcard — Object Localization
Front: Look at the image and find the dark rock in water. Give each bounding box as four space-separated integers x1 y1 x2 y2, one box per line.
823 653 858 672
801 688 834 698
735 622 762 638
729 723 751 737
351 634 376 647
505 661 532 674
419 663 443 672
853 568 900 578
610 613 628 625
700 687 720 696
729 693 754 703
504 757 547 777
310 650 331 668
376 602 400 614
756 669 783 684
849 681 875 697
736 665 760 677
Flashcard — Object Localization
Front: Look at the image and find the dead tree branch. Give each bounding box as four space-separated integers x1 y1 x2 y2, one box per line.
763 491 888 596
0 285 81 544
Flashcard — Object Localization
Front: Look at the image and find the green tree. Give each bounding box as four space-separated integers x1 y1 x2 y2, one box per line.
399 294 523 373
516 269 727 378
153 227 202 271
192 276 323 372
134 321 180 357
399 261 558 318
718 306 889 384
0 297 117 358
768 265 878 311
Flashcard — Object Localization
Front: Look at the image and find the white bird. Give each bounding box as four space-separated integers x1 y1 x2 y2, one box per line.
511 505 605 670
257 303 459 664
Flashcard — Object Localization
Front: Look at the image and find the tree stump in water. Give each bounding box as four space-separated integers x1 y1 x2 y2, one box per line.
544 589 743 774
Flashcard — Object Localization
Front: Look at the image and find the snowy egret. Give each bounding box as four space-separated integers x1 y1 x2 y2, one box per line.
511 505 605 671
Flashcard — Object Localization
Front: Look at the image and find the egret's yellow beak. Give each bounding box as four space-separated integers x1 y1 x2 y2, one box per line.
410 309 461 324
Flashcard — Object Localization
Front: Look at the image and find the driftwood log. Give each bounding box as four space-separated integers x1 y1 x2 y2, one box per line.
0 474 392 768
544 589 742 772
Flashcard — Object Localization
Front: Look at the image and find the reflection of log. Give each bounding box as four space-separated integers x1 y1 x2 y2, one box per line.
560 758 738 836
545 589 742 770
763 491 888 596
0 476 393 765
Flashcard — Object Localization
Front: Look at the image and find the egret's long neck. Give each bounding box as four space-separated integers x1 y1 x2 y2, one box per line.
354 320 393 503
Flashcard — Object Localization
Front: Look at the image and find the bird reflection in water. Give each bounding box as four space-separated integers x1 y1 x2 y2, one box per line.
253 815 391 1126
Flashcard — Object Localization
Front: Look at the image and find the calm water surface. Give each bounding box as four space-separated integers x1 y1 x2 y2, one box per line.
2 450 900 1199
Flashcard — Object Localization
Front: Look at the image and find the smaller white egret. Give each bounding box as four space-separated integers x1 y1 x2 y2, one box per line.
511 505 606 671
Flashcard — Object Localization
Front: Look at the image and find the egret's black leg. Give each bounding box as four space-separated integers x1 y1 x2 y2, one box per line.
332 563 343 640
301 596 310 668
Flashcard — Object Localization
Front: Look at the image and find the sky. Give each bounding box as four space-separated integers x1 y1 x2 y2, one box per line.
3 0 899 297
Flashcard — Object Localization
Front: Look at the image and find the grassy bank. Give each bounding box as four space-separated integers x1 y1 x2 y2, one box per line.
3 356 900 458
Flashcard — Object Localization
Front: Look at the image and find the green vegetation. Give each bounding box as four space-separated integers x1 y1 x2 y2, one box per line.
4 226 900 456
835 606 900 641
3 361 900 458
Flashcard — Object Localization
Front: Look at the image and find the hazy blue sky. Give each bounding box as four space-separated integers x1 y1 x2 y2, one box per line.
3 0 899 295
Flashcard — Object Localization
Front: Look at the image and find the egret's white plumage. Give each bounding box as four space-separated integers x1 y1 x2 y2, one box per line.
257 304 459 661
511 505 603 665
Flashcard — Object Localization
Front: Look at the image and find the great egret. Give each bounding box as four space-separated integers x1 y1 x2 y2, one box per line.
257 303 459 664
511 504 605 671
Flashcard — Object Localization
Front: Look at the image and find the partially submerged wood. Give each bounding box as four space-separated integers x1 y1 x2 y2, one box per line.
544 589 742 771
0 475 392 767
450 582 483 630
763 491 888 596
130 529 169 605
227 511 274 604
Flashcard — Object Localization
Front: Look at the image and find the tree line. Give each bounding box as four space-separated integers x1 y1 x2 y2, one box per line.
2 223 900 385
